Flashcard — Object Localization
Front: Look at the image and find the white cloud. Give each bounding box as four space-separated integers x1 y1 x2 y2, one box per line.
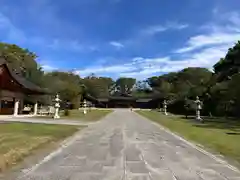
74 41 230 79
41 65 57 71
48 39 84 51
169 44 230 72
175 33 240 53
74 63 135 77
175 11 240 54
46 38 99 52
121 21 188 48
118 12 239 79
39 58 59 72
142 22 188 36
168 11 240 78
167 22 189 30
166 10 240 78
1 6 237 80
74 57 175 79
109 41 124 49
142 25 167 35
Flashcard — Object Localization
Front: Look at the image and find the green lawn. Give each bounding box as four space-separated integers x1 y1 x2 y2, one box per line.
36 109 112 121
0 122 81 172
137 110 240 166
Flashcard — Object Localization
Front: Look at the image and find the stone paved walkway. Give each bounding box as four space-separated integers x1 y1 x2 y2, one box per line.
16 109 240 180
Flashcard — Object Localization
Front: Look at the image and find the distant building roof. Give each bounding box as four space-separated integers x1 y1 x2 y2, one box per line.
136 98 152 103
0 57 47 94
97 96 157 102
97 98 109 102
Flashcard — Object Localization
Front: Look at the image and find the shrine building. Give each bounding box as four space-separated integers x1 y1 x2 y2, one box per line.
0 57 47 115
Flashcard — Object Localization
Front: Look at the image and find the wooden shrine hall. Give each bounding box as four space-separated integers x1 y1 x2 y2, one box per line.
84 92 162 109
96 96 161 109
0 57 46 115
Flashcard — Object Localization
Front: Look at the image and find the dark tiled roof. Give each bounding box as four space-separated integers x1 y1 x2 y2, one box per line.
136 98 152 102
96 93 162 102
84 94 105 106
0 57 47 94
109 96 136 101
97 98 109 102
97 96 153 101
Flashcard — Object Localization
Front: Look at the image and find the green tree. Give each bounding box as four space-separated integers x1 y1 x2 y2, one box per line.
131 80 152 98
148 68 212 100
81 75 114 97
0 43 44 86
43 71 82 109
184 98 195 119
214 41 240 82
114 77 136 95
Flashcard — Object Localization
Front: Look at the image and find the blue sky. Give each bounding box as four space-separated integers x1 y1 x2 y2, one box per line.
0 0 240 79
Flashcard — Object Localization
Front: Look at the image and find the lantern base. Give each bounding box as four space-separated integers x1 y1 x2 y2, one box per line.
196 117 203 122
53 114 60 119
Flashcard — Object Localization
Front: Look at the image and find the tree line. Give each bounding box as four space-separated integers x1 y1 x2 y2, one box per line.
0 42 142 108
1 41 240 117
147 41 240 117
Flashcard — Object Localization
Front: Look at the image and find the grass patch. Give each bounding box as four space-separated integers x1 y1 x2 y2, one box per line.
0 122 80 172
36 109 112 121
62 109 112 121
137 110 240 166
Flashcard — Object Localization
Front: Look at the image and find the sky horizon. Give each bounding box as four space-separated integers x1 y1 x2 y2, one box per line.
0 0 240 79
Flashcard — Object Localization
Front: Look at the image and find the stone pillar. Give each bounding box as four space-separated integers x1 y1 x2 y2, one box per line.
195 96 203 122
14 100 20 116
163 100 168 115
54 94 61 119
33 102 38 116
83 99 87 114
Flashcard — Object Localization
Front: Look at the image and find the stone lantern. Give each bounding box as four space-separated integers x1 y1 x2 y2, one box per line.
83 99 87 114
53 94 61 119
195 96 203 122
163 100 168 115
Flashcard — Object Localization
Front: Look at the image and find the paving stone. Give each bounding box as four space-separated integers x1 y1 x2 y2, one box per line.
59 156 86 166
150 171 175 180
128 175 150 180
16 109 240 180
102 157 116 166
198 169 228 180
125 145 141 161
87 147 108 161
126 162 149 174
70 173 105 180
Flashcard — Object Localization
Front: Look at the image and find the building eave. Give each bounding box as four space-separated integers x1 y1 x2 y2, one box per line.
0 57 48 94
